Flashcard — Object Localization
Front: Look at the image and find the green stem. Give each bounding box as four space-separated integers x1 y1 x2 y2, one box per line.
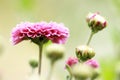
38 44 43 75
66 75 72 80
87 31 94 45
69 75 72 80
66 65 73 80
47 61 55 80
31 68 35 74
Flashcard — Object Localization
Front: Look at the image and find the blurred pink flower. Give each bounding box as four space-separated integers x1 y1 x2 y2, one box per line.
85 59 99 68
66 57 78 67
11 21 69 45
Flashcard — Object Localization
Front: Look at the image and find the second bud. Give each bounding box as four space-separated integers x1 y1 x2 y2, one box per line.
75 45 95 61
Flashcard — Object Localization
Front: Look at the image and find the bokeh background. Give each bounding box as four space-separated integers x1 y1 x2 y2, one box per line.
0 0 120 80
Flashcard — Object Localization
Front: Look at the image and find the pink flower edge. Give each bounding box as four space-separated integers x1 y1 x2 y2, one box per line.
11 21 69 45
85 59 99 68
66 57 78 67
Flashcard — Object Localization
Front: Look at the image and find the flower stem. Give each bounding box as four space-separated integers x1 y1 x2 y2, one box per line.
66 65 73 80
66 75 72 80
47 61 55 80
87 31 94 45
38 44 43 75
31 68 35 74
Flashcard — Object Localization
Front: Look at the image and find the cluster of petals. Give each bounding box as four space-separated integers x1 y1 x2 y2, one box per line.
85 59 99 68
11 21 69 45
66 57 78 67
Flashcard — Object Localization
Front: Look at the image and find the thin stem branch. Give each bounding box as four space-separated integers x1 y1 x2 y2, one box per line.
66 75 73 80
38 44 43 75
69 75 73 80
47 61 55 80
31 68 35 74
66 65 73 80
87 31 94 45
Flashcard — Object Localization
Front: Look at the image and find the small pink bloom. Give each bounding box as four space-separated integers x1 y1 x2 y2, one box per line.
11 21 69 45
85 59 99 68
66 57 78 67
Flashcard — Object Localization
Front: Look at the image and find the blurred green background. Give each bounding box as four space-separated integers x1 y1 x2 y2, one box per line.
0 0 120 80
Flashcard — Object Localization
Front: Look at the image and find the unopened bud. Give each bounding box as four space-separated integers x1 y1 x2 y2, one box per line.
45 43 65 62
85 60 100 79
29 59 38 69
76 45 95 61
72 63 93 79
86 12 107 33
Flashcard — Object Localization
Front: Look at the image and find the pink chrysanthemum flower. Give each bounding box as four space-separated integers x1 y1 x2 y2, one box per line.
11 21 69 45
66 57 78 67
85 59 99 68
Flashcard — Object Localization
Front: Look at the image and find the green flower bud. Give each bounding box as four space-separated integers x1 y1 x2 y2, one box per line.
76 45 95 61
45 43 65 62
72 63 93 80
29 59 38 69
86 12 107 33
